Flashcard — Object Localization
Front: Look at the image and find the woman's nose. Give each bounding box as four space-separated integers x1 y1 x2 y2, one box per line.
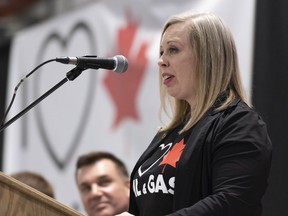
158 55 168 67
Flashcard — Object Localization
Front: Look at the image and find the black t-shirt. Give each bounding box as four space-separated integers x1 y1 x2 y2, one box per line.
132 126 193 216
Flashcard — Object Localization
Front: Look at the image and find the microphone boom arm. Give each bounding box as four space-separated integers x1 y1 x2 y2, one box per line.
0 66 86 133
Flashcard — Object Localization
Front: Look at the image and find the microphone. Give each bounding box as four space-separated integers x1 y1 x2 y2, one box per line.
56 55 128 74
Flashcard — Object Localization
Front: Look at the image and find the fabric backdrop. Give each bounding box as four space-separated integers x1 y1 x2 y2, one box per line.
2 0 256 213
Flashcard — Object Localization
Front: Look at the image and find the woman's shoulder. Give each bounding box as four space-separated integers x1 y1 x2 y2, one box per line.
214 99 267 129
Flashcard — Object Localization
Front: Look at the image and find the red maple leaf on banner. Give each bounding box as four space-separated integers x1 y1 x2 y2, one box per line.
159 138 186 173
103 18 149 129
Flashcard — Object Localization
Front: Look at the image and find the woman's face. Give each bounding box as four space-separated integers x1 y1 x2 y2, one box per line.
158 22 197 107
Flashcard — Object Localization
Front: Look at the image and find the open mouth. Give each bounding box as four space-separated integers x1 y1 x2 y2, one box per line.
163 74 175 84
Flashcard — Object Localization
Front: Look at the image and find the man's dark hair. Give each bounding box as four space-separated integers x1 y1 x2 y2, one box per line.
76 151 129 178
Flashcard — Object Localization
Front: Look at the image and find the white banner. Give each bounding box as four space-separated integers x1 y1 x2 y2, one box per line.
3 0 255 212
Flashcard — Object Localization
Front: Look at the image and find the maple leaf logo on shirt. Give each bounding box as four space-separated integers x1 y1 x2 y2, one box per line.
103 18 149 129
159 138 186 173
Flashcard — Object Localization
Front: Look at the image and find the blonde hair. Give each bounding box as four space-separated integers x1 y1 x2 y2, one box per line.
159 11 249 133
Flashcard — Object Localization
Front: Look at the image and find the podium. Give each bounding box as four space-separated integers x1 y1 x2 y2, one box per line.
0 171 84 216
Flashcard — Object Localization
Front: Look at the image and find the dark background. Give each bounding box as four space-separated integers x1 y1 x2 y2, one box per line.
253 0 288 215
0 0 287 215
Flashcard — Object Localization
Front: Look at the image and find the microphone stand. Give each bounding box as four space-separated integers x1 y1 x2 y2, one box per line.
0 66 86 133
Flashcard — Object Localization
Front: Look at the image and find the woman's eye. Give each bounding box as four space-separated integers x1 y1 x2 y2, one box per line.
169 47 178 54
159 47 178 56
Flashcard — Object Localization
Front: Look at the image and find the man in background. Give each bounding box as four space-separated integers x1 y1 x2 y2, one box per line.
75 151 130 216
11 171 55 198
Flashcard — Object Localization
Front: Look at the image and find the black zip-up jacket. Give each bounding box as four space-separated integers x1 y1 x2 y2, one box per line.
129 99 272 216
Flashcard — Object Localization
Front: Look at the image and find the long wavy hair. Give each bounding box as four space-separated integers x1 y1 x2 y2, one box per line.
158 11 250 133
